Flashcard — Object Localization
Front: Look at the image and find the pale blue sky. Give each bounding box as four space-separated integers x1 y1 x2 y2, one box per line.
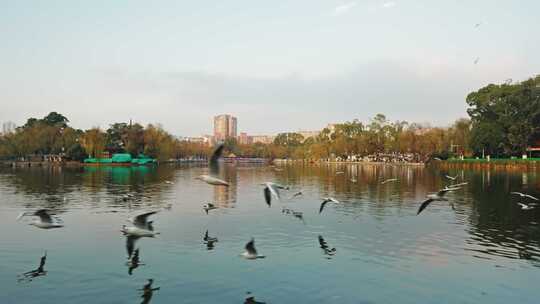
1 0 539 136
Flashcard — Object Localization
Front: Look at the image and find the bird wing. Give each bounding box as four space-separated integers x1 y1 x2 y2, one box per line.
417 199 434 215
266 183 281 200
35 209 53 223
209 144 224 175
319 200 330 214
525 194 539 201
518 203 527 208
510 192 523 196
133 211 157 228
126 235 140 258
264 187 272 206
245 239 257 255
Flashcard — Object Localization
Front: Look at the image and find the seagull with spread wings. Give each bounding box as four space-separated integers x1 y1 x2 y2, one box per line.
511 192 539 201
122 211 160 237
17 209 64 229
319 197 340 214
196 144 229 186
417 187 458 215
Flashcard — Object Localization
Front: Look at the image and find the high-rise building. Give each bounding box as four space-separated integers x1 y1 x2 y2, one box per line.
213 114 237 141
2 121 16 135
238 132 252 145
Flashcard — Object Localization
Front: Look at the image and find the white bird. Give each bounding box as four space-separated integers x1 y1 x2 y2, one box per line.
121 225 157 237
17 209 64 229
445 175 458 181
350 177 357 183
511 192 539 201
319 197 340 214
196 144 229 186
518 202 534 210
417 187 457 215
474 57 480 65
336 171 345 175
203 203 218 214
262 182 289 207
196 175 229 186
381 178 398 185
164 180 173 185
123 211 159 237
241 238 265 259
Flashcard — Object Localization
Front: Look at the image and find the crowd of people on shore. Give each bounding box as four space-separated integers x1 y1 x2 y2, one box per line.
333 152 426 164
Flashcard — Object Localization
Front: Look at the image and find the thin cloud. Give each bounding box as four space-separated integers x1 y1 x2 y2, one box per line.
333 2 357 16
382 1 396 8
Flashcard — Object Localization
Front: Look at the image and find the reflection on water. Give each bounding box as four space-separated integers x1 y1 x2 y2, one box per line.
139 279 159 304
1 163 540 303
17 251 47 283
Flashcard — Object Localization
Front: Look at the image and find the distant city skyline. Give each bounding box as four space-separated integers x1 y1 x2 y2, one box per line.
1 1 539 135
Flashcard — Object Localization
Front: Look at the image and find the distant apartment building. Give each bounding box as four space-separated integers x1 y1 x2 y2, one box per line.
238 132 252 145
251 135 275 144
2 121 16 135
213 114 237 141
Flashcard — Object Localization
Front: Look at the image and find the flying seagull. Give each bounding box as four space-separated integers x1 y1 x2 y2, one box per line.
474 57 480 65
319 197 340 214
203 203 218 214
195 175 229 186
511 192 539 201
474 22 482 28
122 211 159 237
445 175 458 181
350 177 358 183
517 202 534 210
381 178 398 185
241 238 265 259
417 187 457 215
17 209 64 229
196 143 229 186
262 182 289 207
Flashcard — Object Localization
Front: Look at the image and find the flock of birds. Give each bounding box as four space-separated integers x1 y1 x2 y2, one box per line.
14 143 540 303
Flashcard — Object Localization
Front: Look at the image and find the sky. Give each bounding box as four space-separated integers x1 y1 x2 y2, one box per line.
0 0 539 136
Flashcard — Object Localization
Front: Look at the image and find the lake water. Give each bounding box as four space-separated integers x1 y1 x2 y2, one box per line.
1 163 539 303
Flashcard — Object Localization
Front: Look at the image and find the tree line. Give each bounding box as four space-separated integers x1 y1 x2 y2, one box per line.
0 75 538 162
0 112 210 162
